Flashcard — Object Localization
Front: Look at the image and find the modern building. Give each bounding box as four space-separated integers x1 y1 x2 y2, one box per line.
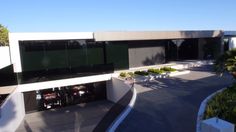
0 30 228 131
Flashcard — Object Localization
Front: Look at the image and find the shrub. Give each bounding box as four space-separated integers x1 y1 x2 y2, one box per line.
204 84 236 124
119 72 127 78
160 67 177 72
127 72 134 77
134 71 149 76
148 68 164 74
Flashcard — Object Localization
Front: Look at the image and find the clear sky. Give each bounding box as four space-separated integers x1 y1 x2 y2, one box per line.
1 0 236 32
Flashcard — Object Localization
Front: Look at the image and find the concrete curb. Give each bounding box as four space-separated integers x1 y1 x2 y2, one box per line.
169 70 190 77
107 87 137 132
196 88 227 132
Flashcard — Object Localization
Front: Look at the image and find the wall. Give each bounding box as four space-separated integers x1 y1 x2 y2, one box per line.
9 32 94 73
106 77 132 103
94 31 223 41
128 42 165 68
229 37 236 50
0 91 25 132
0 47 11 69
18 73 112 92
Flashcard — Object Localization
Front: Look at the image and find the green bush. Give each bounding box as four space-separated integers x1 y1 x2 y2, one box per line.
160 67 177 72
134 71 149 76
119 72 127 78
204 84 236 124
148 68 164 74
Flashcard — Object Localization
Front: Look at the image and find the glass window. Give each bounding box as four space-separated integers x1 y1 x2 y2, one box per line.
106 42 129 70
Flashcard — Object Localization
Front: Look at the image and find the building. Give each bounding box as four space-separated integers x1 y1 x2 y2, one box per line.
0 30 227 131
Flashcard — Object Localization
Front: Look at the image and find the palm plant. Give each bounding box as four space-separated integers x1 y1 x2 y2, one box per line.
215 48 236 79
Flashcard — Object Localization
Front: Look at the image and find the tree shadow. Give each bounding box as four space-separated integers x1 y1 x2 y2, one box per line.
142 52 165 66
179 30 223 38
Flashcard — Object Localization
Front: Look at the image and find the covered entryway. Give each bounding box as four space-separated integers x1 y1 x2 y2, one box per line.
23 81 107 113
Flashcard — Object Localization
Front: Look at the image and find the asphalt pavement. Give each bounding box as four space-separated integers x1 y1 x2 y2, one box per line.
117 66 233 132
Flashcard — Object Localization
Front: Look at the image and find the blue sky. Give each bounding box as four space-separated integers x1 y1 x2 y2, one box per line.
1 0 236 32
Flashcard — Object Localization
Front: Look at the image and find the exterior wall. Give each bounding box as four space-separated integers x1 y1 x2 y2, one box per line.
197 38 222 59
0 91 25 132
229 37 236 50
106 77 132 103
94 31 223 41
128 42 165 68
17 73 112 92
0 47 11 69
9 32 94 73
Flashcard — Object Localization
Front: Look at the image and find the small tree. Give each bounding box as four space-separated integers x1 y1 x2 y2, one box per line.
0 24 9 46
215 48 236 79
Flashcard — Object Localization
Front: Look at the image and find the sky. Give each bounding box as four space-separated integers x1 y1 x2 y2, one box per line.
1 0 236 32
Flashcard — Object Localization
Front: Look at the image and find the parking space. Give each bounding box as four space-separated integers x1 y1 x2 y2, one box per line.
16 100 114 132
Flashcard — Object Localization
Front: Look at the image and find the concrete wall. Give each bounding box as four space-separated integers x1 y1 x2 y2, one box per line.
94 31 223 41
18 73 112 92
0 91 25 132
0 47 11 69
229 37 236 50
106 77 132 103
129 46 165 68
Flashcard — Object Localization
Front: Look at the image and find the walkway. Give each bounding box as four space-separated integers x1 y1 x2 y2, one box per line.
16 100 114 132
117 66 233 132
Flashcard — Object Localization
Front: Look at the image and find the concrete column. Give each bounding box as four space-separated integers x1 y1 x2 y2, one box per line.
198 38 206 59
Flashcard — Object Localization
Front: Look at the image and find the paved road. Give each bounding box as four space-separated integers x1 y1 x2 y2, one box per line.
117 66 233 132
16 100 113 132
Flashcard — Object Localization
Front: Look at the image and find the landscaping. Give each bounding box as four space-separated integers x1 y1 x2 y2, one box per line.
119 72 135 78
203 84 236 126
202 48 236 128
119 67 177 78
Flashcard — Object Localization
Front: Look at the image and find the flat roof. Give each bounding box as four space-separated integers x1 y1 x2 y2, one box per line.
9 32 94 41
9 30 223 42
224 31 236 36
94 30 223 41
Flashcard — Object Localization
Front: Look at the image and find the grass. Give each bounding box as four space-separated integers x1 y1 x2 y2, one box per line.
204 84 236 125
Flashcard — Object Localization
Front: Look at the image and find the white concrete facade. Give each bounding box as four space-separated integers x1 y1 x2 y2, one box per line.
17 73 112 92
228 37 236 50
8 32 94 73
106 77 132 103
0 46 11 69
0 91 25 132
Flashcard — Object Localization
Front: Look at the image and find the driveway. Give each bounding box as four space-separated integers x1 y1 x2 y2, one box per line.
117 66 233 132
16 100 113 132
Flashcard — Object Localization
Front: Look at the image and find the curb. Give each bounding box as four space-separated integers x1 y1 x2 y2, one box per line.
107 87 137 132
196 88 227 132
169 70 190 77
